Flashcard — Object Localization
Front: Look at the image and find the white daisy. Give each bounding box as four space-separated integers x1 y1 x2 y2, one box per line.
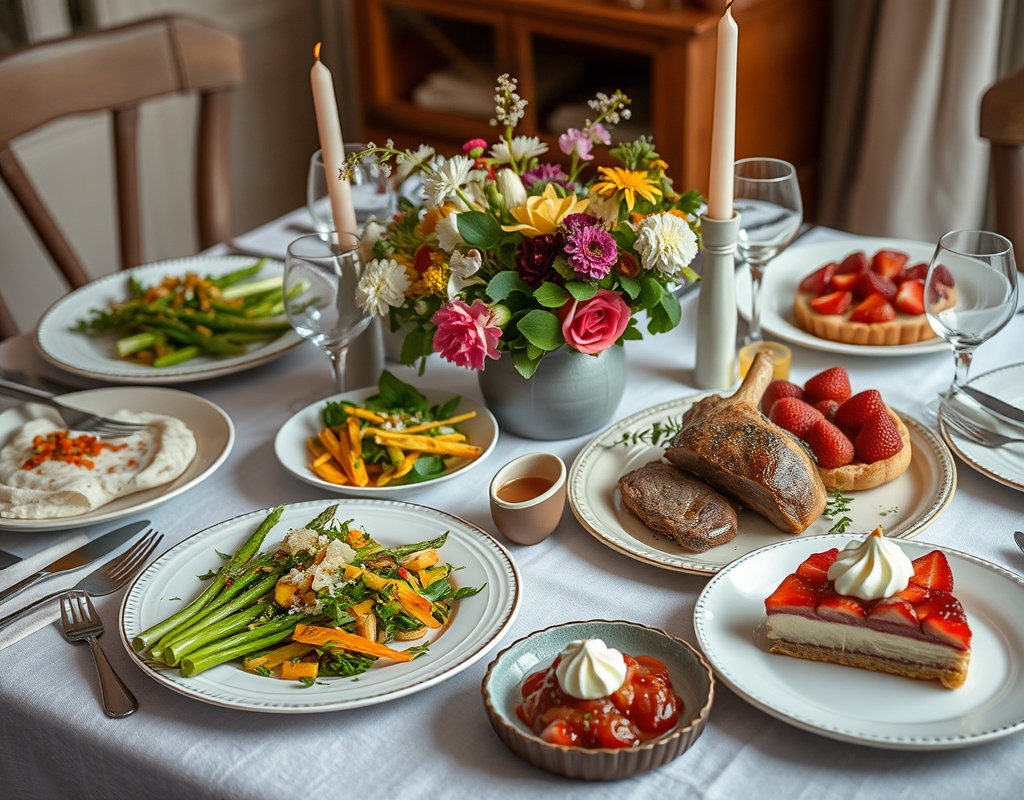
634 213 699 278
423 154 473 210
435 211 463 251
447 249 484 297
358 219 385 263
395 144 435 180
355 258 410 317
489 135 548 166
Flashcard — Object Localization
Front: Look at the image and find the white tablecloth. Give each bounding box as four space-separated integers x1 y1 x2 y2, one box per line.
1 224 1023 800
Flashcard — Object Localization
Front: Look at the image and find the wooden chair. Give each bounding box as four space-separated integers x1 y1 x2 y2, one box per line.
981 63 1024 271
0 15 245 338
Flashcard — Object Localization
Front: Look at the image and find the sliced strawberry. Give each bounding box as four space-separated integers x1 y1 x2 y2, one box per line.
854 409 904 463
795 548 839 583
830 273 860 291
871 249 909 278
868 597 919 627
540 719 580 746
894 279 925 316
810 290 853 316
816 591 867 621
814 399 839 421
799 262 837 294
896 263 928 283
805 418 855 468
834 389 885 434
837 251 869 275
804 366 852 404
761 380 804 415
765 573 818 612
770 397 824 439
896 584 929 603
854 271 897 302
918 593 971 650
910 551 954 592
933 264 955 287
849 293 896 324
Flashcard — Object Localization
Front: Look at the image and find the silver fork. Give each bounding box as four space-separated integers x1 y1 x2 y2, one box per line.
0 528 162 631
0 375 147 438
60 590 137 717
940 403 1024 448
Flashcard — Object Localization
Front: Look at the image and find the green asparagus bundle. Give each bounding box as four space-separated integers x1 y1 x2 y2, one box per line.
74 262 293 367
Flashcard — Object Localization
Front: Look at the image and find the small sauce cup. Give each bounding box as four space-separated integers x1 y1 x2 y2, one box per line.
737 341 792 380
489 453 567 546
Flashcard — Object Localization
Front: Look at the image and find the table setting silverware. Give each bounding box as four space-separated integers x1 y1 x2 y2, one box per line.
1015 531 1024 555
0 374 146 438
60 590 137 717
955 384 1024 426
0 527 162 631
0 520 149 606
940 402 1024 449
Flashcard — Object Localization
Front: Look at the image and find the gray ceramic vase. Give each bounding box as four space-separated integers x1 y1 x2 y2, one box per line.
477 346 627 440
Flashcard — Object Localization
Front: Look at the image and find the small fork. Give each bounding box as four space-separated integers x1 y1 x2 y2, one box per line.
60 591 137 717
0 375 147 438
940 403 1024 448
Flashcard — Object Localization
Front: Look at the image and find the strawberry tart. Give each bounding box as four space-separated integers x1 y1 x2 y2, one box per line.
765 528 971 688
792 250 956 346
760 366 911 490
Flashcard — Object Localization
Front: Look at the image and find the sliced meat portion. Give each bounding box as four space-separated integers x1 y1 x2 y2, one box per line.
664 351 826 533
618 461 738 552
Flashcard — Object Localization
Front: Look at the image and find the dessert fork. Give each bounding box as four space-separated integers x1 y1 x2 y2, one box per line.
940 404 1024 448
0 375 146 438
60 590 137 717
0 528 162 631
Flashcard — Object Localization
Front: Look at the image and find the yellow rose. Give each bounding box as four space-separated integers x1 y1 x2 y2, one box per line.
501 184 589 238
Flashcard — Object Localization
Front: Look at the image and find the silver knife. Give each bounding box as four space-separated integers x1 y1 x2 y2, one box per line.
958 385 1024 426
0 519 148 606
0 548 21 570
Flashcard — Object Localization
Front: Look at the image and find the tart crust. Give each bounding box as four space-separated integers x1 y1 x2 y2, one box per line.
816 407 911 491
793 290 956 346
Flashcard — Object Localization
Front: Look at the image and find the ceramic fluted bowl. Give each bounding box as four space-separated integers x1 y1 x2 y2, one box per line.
481 619 714 780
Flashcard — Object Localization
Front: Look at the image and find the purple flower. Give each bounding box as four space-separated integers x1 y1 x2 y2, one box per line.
561 213 601 232
515 233 564 288
522 163 571 189
588 122 611 145
565 225 618 280
559 128 594 161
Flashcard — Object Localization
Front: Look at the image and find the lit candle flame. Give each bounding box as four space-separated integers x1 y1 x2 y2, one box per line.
313 42 321 60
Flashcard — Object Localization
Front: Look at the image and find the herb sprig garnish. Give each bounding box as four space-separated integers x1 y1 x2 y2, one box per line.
605 416 686 449
824 486 854 535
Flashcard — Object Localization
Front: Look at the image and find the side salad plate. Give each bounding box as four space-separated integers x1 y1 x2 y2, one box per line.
694 535 1024 749
736 236 947 356
36 255 302 384
0 387 233 531
569 394 955 575
120 499 521 712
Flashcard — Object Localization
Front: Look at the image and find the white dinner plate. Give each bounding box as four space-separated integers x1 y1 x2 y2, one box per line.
939 363 1024 493
694 534 1024 749
36 255 303 383
568 394 955 574
120 499 521 712
274 387 498 496
0 387 233 531
736 236 949 356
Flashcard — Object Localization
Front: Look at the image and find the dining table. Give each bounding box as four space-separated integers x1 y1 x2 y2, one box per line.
1 213 1023 800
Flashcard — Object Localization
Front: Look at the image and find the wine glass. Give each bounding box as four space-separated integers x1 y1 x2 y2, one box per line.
284 233 371 395
925 230 1018 410
307 144 395 233
734 158 803 343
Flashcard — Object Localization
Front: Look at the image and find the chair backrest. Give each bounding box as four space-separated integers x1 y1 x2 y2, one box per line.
981 63 1024 270
0 15 244 338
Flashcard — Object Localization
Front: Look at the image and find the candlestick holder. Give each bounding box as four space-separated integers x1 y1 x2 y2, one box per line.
694 212 740 389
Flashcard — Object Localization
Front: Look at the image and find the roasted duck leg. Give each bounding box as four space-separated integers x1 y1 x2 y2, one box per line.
665 351 826 532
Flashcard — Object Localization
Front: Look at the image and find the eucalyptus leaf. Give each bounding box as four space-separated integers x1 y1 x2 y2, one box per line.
487 271 532 302
456 212 500 249
534 282 571 308
565 281 599 302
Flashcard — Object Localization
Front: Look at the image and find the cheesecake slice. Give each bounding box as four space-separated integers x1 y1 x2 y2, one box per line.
764 533 971 688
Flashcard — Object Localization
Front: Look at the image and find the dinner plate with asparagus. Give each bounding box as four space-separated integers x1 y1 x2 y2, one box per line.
119 499 521 712
35 255 303 383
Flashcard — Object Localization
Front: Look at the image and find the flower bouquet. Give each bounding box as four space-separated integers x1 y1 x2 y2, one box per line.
351 75 701 379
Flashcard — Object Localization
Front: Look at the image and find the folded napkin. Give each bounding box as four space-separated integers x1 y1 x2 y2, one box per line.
0 533 90 650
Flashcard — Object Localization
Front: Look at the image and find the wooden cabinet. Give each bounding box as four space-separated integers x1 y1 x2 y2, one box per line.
351 0 828 212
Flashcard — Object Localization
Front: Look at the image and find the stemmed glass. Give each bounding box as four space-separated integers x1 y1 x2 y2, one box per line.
925 230 1018 411
307 144 395 232
734 158 803 343
284 233 371 395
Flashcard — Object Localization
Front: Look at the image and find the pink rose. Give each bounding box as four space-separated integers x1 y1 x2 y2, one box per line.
559 289 631 355
431 299 501 370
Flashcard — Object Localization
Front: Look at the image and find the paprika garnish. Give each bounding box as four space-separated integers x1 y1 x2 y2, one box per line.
21 430 128 471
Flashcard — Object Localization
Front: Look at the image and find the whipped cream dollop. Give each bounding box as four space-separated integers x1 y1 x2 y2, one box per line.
555 639 627 700
827 526 914 601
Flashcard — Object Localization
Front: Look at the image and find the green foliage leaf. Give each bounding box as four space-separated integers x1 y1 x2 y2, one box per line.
486 271 532 302
611 223 637 251
565 281 598 302
399 326 433 367
673 188 703 215
618 273 641 299
533 282 571 308
321 401 349 428
526 342 544 360
433 395 462 420
513 348 541 379
639 274 663 308
376 370 429 413
516 309 563 351
457 211 500 249
659 290 682 329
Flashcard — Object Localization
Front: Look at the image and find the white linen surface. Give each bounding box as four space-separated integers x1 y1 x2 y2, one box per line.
0 226 1023 800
